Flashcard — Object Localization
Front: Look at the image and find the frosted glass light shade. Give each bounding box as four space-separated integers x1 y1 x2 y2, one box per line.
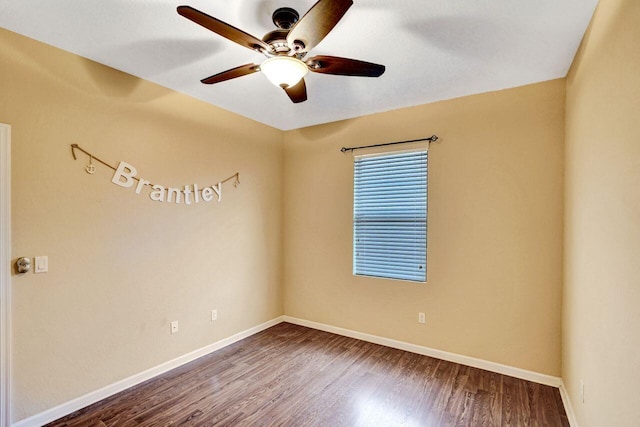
261 56 308 88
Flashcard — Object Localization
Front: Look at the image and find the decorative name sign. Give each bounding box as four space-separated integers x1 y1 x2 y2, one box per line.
111 161 222 205
70 144 239 206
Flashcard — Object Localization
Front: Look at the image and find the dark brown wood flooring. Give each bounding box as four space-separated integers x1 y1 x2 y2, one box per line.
47 322 568 427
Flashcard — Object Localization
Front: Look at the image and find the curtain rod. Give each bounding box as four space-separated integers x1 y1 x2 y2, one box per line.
340 135 439 153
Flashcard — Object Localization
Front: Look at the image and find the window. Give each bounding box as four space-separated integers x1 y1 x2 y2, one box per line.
353 149 427 282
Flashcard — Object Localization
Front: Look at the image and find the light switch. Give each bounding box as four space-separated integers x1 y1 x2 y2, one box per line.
34 256 48 273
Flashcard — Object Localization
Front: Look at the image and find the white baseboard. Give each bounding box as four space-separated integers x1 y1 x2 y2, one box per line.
14 315 567 427
283 316 563 388
559 381 579 427
13 316 285 427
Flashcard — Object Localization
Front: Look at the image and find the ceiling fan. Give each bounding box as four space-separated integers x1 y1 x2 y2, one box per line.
177 0 385 103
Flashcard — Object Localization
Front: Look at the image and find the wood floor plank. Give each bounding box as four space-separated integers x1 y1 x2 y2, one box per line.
47 323 568 427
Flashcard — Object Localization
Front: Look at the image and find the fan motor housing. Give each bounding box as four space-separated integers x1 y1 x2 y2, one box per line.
264 8 301 54
262 29 290 53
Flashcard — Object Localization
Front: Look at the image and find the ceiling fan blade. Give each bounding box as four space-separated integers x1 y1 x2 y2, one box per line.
306 55 385 77
286 0 353 53
283 79 307 103
177 6 270 53
201 63 260 84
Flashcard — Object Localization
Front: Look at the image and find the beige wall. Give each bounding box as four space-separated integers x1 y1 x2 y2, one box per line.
564 0 640 425
1 29 284 422
283 80 565 376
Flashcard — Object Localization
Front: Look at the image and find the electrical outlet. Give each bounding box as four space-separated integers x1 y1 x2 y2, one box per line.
170 320 179 334
211 309 218 321
418 312 426 324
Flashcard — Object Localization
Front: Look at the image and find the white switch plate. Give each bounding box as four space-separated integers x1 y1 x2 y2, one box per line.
211 310 217 321
170 321 179 334
34 256 48 273
418 312 426 324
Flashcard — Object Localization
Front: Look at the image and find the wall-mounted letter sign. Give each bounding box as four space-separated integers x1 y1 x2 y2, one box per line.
71 144 239 206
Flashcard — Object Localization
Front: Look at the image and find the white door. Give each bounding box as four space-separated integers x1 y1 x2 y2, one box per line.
0 123 12 427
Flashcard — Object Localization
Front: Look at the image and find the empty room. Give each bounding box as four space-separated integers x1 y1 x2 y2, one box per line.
0 0 638 426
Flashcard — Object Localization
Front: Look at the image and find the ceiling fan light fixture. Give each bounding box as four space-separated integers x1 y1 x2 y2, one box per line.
261 56 308 88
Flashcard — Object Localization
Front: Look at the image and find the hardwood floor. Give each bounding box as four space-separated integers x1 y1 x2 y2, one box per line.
47 323 569 427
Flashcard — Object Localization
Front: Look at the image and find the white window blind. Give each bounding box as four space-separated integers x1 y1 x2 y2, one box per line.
353 149 427 282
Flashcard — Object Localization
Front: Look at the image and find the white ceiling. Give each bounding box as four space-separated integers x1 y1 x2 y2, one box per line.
0 0 598 130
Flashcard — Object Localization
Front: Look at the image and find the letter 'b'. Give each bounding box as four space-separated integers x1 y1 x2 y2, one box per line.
112 161 138 188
